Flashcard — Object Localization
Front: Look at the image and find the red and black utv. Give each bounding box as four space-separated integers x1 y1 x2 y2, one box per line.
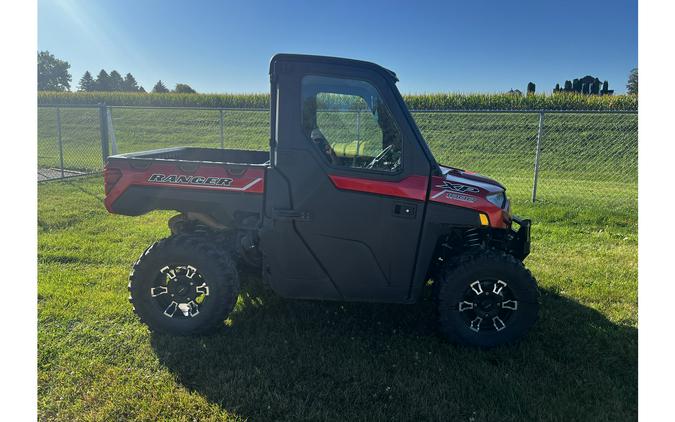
104 54 537 347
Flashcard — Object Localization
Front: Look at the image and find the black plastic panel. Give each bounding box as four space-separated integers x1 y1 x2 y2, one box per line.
111 185 263 227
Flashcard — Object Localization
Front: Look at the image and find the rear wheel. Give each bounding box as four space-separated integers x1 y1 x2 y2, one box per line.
436 250 539 347
128 235 239 335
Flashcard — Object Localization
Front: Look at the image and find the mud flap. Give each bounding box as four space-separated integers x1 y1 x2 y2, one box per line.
509 216 531 260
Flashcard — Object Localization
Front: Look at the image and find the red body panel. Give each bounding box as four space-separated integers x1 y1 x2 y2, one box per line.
328 174 428 201
327 170 509 228
104 160 264 213
105 159 508 229
429 166 509 228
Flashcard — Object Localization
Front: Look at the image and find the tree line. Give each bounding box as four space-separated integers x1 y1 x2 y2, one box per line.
515 69 638 96
552 76 612 95
76 70 196 94
551 71 636 95
39 50 638 96
78 69 144 92
38 51 197 94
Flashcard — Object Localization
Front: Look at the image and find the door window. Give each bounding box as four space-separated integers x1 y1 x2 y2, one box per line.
301 75 402 172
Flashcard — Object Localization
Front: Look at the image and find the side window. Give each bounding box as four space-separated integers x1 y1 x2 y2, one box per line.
301 75 402 173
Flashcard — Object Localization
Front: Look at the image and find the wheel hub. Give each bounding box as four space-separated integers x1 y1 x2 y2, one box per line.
476 293 501 317
457 279 518 333
167 276 196 300
150 264 210 318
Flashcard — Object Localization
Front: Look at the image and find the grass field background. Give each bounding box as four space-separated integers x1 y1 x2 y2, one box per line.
38 176 637 420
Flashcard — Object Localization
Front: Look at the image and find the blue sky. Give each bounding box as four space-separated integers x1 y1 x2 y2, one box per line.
38 0 637 94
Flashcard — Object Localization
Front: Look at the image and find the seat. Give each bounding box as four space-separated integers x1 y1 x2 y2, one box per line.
310 128 338 164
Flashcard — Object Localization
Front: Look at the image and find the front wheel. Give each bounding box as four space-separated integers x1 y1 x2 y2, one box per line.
436 251 539 347
128 235 239 335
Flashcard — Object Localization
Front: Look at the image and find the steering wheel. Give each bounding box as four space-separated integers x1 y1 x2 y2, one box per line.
366 144 395 170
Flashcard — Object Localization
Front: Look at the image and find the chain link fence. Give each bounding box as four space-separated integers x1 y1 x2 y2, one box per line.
37 105 637 210
413 110 637 209
38 105 103 181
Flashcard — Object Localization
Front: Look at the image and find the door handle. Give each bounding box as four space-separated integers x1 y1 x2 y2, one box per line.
393 203 417 218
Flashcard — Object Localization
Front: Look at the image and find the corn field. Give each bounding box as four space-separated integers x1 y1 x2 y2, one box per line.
38 91 637 111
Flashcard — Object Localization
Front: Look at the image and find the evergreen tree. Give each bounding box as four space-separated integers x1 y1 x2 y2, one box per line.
109 70 124 91
554 83 561 93
77 71 95 92
564 80 573 92
138 86 146 93
602 80 609 94
152 80 169 93
591 78 601 95
95 69 110 91
572 78 581 92
526 82 536 95
123 73 139 92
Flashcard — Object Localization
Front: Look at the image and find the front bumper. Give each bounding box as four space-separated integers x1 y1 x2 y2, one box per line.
508 216 531 260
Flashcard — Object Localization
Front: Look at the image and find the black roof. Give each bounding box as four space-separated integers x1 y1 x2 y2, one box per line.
269 53 398 82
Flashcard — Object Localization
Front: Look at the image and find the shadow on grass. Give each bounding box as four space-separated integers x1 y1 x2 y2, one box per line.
38 177 105 232
150 276 637 421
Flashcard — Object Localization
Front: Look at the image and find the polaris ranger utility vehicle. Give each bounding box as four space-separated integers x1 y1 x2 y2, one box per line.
104 54 537 347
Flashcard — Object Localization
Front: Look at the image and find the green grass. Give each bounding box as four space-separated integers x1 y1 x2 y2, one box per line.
38 176 637 421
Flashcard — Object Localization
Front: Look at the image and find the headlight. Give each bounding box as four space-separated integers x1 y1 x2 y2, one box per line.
486 192 506 208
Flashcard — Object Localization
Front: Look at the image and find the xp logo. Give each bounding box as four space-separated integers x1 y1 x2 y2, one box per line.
435 181 480 194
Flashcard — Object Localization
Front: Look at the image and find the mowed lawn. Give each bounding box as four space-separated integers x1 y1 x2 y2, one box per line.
38 175 637 421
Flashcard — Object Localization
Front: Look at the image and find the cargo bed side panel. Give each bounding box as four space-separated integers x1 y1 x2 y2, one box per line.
105 158 265 225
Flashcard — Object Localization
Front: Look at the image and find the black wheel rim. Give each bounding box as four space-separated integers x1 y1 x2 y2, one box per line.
457 279 519 333
150 264 210 319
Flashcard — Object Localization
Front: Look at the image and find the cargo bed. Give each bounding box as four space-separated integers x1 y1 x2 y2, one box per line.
104 147 269 225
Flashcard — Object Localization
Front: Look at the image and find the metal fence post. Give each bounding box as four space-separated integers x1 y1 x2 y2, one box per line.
56 107 64 178
531 110 545 203
356 109 361 141
107 107 118 155
354 109 361 166
99 103 109 163
219 109 224 149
